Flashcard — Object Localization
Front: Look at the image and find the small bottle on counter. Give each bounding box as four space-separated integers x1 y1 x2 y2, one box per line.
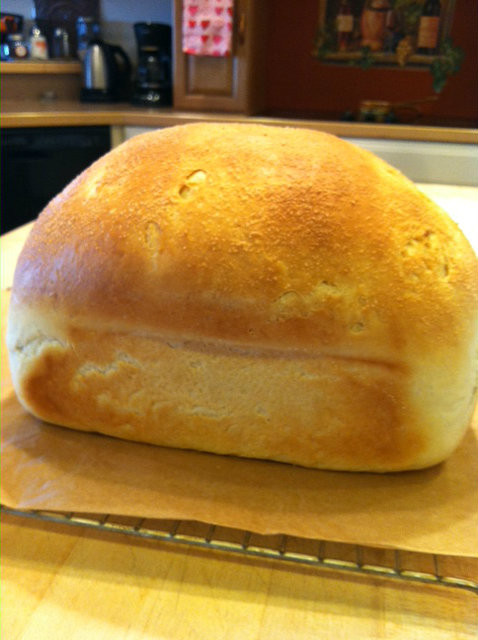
28 7 48 60
29 23 49 59
52 27 70 59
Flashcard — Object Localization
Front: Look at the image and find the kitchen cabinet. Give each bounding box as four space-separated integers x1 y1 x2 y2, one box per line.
1 126 111 233
0 60 82 102
173 0 266 114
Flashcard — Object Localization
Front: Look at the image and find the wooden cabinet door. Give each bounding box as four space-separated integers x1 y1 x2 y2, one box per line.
173 0 265 114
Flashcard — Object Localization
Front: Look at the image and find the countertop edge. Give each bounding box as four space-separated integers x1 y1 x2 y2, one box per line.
1 104 477 143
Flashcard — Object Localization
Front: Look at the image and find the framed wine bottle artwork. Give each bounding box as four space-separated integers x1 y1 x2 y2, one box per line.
314 0 457 68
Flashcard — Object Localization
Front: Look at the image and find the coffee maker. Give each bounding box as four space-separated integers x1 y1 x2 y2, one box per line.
132 23 172 107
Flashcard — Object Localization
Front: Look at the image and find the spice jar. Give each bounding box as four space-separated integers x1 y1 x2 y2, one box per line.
7 34 29 59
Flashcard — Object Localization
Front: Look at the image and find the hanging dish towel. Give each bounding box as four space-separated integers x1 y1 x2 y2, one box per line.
182 0 234 57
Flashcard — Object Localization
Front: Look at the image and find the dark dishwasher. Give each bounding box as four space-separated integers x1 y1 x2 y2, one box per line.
1 126 111 234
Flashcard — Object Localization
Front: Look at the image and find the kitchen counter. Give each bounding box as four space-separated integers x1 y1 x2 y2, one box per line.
2 98 477 144
1 184 477 639
2 511 476 640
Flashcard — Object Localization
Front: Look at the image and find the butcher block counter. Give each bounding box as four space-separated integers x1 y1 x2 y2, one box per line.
1 512 476 640
1 184 478 639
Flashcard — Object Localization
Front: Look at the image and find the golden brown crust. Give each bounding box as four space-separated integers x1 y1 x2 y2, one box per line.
7 123 478 471
11 124 477 356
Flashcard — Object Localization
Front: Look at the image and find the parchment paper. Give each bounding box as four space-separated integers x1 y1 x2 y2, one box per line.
2 291 477 557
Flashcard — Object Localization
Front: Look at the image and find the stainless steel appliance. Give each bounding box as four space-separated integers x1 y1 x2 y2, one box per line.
80 39 131 102
132 22 172 107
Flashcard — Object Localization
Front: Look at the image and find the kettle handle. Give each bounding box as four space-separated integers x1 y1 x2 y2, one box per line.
110 44 131 79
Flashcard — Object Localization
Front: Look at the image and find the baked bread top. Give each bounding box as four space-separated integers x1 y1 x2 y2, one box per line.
11 123 477 366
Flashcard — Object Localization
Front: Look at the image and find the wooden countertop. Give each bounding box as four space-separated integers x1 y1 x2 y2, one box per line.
2 512 477 640
2 185 478 639
1 99 477 143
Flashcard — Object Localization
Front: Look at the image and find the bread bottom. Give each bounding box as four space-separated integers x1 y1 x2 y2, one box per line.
8 321 475 472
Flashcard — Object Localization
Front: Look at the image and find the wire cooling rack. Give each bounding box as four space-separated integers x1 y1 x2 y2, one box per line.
2 504 477 596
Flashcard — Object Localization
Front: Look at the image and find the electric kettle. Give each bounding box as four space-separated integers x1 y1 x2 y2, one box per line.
80 39 131 102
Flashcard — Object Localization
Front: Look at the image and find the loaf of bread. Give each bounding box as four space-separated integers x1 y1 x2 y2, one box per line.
6 123 478 471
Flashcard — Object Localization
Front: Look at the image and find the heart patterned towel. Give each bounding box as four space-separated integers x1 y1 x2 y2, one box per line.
182 0 234 57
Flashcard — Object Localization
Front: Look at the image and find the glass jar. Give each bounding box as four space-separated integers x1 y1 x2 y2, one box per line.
7 34 29 59
29 25 49 60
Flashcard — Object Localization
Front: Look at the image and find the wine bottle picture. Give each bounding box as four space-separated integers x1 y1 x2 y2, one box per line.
417 0 441 55
336 0 354 52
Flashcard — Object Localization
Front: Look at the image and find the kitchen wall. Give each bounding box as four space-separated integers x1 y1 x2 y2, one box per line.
101 0 172 65
264 0 478 127
2 0 32 21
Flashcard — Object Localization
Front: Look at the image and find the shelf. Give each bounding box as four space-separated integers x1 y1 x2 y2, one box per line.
0 60 82 75
322 51 440 67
